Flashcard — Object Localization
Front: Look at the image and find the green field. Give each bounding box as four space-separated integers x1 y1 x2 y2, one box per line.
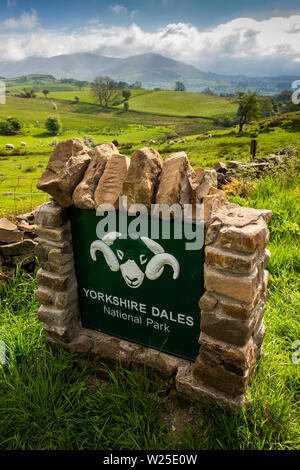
0 91 240 216
32 88 237 118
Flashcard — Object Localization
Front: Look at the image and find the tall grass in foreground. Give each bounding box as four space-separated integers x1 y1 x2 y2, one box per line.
0 164 299 450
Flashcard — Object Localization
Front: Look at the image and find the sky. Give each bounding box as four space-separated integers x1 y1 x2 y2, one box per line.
0 0 300 76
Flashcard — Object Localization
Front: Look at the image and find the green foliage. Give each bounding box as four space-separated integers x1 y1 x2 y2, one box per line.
174 81 186 92
91 76 121 108
0 116 23 135
259 97 275 117
83 135 96 148
234 91 262 133
122 89 131 100
123 101 129 112
201 87 217 96
45 115 62 135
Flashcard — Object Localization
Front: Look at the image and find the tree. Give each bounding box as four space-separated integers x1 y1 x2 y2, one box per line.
234 92 261 133
43 89 49 98
201 87 217 96
174 81 186 92
75 80 88 90
0 116 23 135
122 89 131 100
90 76 121 108
45 116 62 135
259 97 275 117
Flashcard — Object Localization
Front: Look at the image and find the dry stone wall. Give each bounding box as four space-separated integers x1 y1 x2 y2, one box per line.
34 138 272 411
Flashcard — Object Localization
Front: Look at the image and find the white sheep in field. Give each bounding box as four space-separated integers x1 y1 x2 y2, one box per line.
20 141 26 147
207 134 212 139
6 143 14 150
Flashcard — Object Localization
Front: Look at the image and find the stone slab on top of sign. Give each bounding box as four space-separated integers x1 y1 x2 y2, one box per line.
34 138 272 411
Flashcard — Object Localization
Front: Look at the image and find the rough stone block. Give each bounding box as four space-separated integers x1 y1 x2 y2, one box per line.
218 223 269 253
35 201 69 228
0 239 37 256
55 287 78 310
40 260 74 275
35 222 71 243
193 356 249 397
204 264 259 303
94 153 130 208
219 285 262 320
205 220 221 245
11 253 35 266
205 245 258 273
38 302 79 328
131 347 182 380
155 152 194 207
0 218 23 243
212 202 272 227
200 308 256 346
47 247 73 265
73 143 118 210
122 147 163 210
199 332 254 376
36 268 75 292
91 334 139 371
176 364 245 410
198 292 217 311
37 138 91 206
35 287 54 305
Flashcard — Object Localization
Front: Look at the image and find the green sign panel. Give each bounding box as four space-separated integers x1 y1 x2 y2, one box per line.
69 207 204 361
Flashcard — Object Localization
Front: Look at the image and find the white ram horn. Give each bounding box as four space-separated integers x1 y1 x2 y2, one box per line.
102 231 122 246
141 236 165 254
145 253 180 281
90 240 119 272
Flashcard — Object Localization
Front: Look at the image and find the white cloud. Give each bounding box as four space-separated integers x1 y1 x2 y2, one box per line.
7 0 16 8
110 4 138 18
0 14 299 75
110 4 127 15
0 9 38 30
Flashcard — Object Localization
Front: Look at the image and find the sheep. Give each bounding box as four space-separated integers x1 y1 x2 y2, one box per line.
207 134 212 139
5 143 14 150
90 232 180 289
20 141 26 147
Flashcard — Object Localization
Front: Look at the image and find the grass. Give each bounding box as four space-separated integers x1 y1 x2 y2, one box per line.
0 100 299 217
0 162 299 450
33 89 238 119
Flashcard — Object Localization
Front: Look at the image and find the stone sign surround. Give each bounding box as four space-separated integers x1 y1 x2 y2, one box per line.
34 138 272 411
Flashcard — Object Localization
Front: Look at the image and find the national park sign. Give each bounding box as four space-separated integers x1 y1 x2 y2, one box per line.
35 140 272 409
70 207 205 361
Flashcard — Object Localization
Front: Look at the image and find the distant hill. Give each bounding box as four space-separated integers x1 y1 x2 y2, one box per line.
0 52 297 95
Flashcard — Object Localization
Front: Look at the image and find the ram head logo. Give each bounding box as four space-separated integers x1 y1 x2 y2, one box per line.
90 232 180 289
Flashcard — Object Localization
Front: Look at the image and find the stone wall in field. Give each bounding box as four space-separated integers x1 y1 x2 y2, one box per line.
34 138 272 411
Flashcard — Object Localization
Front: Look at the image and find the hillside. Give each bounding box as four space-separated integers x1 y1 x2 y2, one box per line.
30 89 237 119
1 53 298 94
125 90 236 118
